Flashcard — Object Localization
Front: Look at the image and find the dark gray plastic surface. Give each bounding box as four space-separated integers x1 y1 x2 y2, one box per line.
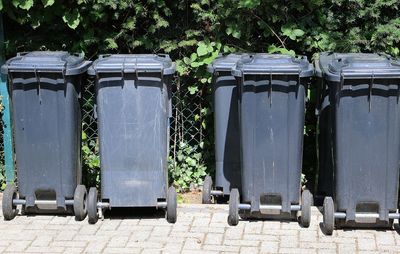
235 53 312 214
88 54 175 75
2 51 91 75
316 52 400 223
3 51 87 209
208 54 249 195
207 53 251 73
89 54 175 207
232 53 313 77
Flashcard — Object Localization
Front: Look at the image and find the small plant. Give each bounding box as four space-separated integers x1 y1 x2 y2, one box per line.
81 129 100 188
168 142 207 192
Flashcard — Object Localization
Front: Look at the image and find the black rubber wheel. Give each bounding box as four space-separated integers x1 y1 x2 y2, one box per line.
323 197 335 235
300 189 312 228
2 184 18 220
73 185 88 221
166 186 177 223
87 187 98 224
228 188 239 226
202 175 213 204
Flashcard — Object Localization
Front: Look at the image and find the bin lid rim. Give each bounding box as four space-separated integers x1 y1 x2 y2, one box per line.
207 53 251 73
231 53 314 77
87 54 176 75
316 52 400 80
1 51 90 75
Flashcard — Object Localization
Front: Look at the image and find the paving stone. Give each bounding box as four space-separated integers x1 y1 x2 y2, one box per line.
338 243 357 253
240 246 259 253
202 233 222 245
357 238 377 251
25 246 65 253
0 203 398 253
102 247 141 254
260 241 279 253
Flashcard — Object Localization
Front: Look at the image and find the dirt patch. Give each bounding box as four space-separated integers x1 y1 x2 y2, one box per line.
178 189 202 204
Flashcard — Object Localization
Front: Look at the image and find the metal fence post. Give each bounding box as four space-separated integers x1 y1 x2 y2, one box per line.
0 15 15 183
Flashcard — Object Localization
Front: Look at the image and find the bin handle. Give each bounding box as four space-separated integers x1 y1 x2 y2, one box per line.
240 68 303 107
16 52 29 57
339 70 400 109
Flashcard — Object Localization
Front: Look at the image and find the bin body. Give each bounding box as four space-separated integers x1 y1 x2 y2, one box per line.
1 52 89 208
316 52 400 223
89 55 175 208
233 54 313 213
208 54 249 194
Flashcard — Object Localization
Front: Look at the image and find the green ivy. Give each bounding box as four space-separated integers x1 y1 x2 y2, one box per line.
168 142 207 192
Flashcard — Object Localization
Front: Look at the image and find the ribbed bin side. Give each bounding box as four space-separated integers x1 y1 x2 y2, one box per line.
333 80 400 222
213 72 241 194
12 73 82 206
240 76 306 213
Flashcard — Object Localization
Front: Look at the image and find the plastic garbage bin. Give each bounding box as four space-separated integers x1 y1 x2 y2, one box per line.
316 52 400 235
87 54 177 224
202 54 250 204
1 51 91 221
228 53 314 227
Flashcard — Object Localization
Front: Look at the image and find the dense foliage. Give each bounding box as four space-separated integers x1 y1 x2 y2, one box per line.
1 0 400 191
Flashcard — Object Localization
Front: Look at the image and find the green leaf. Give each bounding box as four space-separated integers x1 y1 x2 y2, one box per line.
12 0 34 10
188 86 198 95
293 29 305 37
196 42 208 56
41 0 55 7
105 38 118 49
63 10 81 30
0 1 3 11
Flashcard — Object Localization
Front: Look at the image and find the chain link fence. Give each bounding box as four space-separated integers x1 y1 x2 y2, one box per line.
0 76 212 191
81 76 212 190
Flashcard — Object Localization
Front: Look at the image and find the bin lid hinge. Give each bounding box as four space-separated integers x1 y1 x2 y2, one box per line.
337 71 345 107
296 69 301 99
160 67 164 93
61 62 67 85
269 70 272 107
34 67 42 103
368 72 374 112
121 59 126 82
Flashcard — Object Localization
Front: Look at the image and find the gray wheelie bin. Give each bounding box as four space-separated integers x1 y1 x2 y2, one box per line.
228 54 314 227
87 54 177 224
202 54 250 204
1 52 91 221
316 52 400 235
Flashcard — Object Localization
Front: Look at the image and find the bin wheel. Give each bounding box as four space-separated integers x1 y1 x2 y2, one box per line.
202 175 213 204
74 185 88 221
228 188 239 226
2 184 18 220
300 189 312 228
166 186 177 223
323 197 335 235
87 187 98 224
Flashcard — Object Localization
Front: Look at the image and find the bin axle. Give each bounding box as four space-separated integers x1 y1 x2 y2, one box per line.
95 201 168 209
334 212 400 220
210 190 224 196
12 199 74 206
238 203 301 213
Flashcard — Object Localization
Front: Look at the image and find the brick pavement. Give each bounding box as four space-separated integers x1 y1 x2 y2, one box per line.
0 203 399 253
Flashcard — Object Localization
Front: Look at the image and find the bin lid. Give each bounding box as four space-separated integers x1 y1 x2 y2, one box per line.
1 51 91 76
232 53 314 77
315 52 400 81
207 53 251 73
87 54 176 75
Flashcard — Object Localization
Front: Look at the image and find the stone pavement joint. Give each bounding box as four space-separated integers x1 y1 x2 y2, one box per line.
0 203 398 253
